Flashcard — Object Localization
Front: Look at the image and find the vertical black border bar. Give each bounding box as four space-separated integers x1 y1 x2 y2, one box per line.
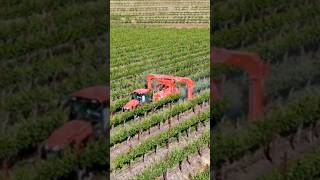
106 0 110 179
210 0 215 179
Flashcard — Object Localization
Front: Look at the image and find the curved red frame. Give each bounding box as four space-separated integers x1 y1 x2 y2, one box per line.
146 74 194 100
211 48 269 121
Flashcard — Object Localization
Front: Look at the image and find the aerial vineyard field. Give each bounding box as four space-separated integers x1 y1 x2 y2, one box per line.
110 27 210 180
110 0 210 179
212 0 320 179
0 0 108 179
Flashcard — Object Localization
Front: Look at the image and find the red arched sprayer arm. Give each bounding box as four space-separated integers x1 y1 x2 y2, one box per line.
146 74 194 100
211 48 269 121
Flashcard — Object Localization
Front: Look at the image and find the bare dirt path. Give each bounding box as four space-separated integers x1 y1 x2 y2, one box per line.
110 122 209 180
159 23 209 29
110 104 209 160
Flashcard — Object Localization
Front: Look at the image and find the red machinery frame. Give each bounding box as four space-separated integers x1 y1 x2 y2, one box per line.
146 74 194 100
211 48 269 121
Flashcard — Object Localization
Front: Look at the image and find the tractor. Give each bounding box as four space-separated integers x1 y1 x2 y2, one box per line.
123 74 194 110
41 85 108 158
1 86 108 179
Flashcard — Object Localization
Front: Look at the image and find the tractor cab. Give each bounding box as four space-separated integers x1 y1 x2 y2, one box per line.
69 97 108 137
123 89 151 110
70 98 104 122
42 86 108 158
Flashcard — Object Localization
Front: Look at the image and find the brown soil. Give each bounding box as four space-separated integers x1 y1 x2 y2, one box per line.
111 122 209 180
154 23 209 29
164 147 210 180
110 104 209 160
219 122 320 180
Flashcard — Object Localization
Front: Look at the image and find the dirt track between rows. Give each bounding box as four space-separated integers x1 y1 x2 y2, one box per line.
219 122 320 180
165 147 210 180
111 122 209 180
110 103 209 160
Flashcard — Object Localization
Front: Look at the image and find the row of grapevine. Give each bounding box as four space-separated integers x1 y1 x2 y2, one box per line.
112 72 209 101
260 146 320 180
0 108 67 161
212 0 314 30
136 129 210 179
1 0 104 42
211 16 318 89
110 0 209 25
212 15 320 64
111 94 181 127
110 32 206 60
266 56 320 99
111 91 209 145
111 49 207 81
127 17 209 24
1 63 106 123
212 0 320 178
211 23 318 87
110 0 210 179
111 70 209 113
112 12 209 16
9 139 108 180
1 34 104 69
111 59 209 101
111 29 207 64
10 102 209 179
212 87 320 168
10 93 209 179
0 2 106 60
111 51 208 91
1 37 105 92
111 32 207 67
111 66 209 111
249 18 320 62
0 0 109 177
212 4 320 49
0 0 93 19
0 68 106 162
214 54 320 104
111 110 209 171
